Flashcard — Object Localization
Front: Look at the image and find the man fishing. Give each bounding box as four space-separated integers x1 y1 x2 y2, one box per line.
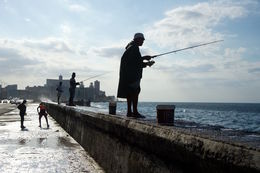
69 72 80 106
117 33 155 118
56 81 63 104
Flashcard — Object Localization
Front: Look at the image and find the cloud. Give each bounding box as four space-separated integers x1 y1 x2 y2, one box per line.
146 1 248 49
186 64 215 73
24 18 31 22
60 24 71 34
88 43 154 59
0 37 117 88
155 60 215 73
152 45 260 88
142 0 260 94
0 47 40 73
90 46 123 59
224 47 246 57
69 4 87 12
248 68 260 73
22 38 74 53
0 38 76 77
0 0 259 101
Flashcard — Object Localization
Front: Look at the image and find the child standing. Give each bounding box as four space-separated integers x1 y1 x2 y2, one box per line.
17 100 27 129
37 102 49 128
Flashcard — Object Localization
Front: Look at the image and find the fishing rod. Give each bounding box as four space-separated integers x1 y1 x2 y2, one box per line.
80 72 110 83
152 40 224 58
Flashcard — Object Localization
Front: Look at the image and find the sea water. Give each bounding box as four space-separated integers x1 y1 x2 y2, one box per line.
79 102 260 133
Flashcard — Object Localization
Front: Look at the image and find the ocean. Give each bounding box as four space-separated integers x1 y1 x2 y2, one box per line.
79 102 260 133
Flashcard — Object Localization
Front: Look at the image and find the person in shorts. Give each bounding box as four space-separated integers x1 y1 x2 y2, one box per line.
37 102 49 128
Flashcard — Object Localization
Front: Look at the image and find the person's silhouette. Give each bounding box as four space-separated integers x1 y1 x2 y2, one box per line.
117 33 154 118
56 81 63 104
69 72 80 106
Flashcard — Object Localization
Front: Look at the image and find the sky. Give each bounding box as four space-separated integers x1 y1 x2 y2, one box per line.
0 0 260 103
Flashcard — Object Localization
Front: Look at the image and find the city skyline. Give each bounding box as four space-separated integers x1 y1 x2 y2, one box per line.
0 75 113 103
0 0 260 103
1 75 102 88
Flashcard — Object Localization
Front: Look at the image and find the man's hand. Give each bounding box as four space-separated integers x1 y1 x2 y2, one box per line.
143 55 152 60
147 60 155 67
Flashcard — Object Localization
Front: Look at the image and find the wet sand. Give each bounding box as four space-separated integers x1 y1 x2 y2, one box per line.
0 103 104 173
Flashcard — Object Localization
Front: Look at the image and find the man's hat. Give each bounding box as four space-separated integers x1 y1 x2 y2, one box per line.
134 33 145 40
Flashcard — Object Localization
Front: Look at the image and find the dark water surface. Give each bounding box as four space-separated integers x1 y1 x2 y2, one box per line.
81 102 260 133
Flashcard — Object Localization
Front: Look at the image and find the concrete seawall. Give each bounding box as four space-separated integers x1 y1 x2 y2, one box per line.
45 103 260 173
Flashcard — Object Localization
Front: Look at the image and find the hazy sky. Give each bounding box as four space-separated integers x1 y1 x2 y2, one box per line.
0 0 260 102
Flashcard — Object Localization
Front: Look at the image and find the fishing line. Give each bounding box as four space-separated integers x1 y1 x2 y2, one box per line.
152 40 224 58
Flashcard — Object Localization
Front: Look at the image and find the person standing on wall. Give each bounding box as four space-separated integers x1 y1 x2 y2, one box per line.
56 81 63 104
69 72 80 106
117 33 155 118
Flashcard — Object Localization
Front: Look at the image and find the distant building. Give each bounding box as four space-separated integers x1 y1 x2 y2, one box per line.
94 80 100 95
0 84 2 99
0 75 114 103
44 75 70 102
3 85 17 99
90 82 95 96
46 75 70 88
17 89 28 100
25 86 46 101
59 74 62 81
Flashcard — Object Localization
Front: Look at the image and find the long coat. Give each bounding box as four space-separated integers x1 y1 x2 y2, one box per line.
69 78 77 98
117 41 146 98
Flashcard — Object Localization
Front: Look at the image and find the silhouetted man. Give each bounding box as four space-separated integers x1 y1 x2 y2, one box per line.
69 72 80 106
56 81 63 104
17 100 27 129
117 33 155 118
